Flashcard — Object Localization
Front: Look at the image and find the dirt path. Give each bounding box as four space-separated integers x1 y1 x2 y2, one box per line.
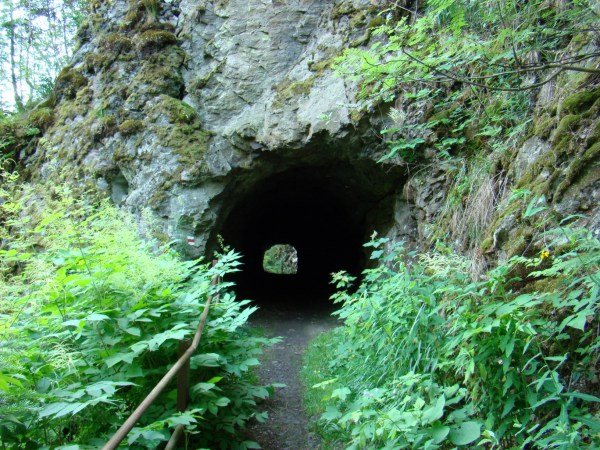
246 304 337 450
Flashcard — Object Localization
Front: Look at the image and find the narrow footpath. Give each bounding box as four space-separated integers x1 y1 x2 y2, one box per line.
245 303 337 450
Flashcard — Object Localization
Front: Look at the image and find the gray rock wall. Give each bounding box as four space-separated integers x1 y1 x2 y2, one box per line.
30 0 408 257
28 0 599 268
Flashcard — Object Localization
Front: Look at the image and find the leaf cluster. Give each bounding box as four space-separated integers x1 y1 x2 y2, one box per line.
306 217 599 448
335 0 598 162
0 172 274 449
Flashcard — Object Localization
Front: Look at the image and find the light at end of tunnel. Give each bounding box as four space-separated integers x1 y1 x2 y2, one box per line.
263 244 298 275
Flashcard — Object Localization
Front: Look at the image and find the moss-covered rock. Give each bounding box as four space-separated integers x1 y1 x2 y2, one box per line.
555 141 600 201
54 67 88 101
562 87 600 114
587 120 600 147
84 53 112 73
136 30 177 54
90 114 117 141
101 33 133 54
348 10 368 28
163 125 211 165
273 76 315 107
532 113 554 139
155 96 197 124
0 114 40 163
54 87 93 124
349 30 371 48
131 61 184 98
122 8 144 30
121 0 162 30
308 57 336 73
27 108 55 131
331 1 356 18
118 119 144 136
552 114 581 143
368 16 385 29
142 95 209 164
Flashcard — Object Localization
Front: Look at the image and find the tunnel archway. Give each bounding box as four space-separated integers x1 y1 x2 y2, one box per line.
210 161 403 310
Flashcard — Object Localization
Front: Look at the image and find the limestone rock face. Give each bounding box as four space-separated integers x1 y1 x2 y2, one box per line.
28 0 599 266
31 0 402 255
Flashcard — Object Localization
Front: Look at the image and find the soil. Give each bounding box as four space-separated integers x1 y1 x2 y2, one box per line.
245 300 337 450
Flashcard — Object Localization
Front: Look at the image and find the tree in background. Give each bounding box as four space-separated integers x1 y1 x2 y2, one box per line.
0 0 86 112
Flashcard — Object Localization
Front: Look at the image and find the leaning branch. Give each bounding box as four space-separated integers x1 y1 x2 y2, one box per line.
399 48 599 92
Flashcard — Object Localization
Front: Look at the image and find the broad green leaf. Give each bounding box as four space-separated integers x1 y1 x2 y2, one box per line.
214 397 230 407
422 395 445 424
104 352 136 368
430 424 450 444
524 197 547 218
0 373 23 391
565 313 588 331
449 421 481 446
332 387 351 401
321 405 342 421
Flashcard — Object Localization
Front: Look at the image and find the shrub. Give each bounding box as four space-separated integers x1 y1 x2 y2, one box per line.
306 223 599 448
0 174 275 448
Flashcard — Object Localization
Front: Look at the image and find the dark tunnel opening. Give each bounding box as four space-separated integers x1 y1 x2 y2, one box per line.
211 163 401 311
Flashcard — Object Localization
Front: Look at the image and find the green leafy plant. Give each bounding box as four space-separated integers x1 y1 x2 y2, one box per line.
0 175 276 448
305 220 599 448
335 0 597 162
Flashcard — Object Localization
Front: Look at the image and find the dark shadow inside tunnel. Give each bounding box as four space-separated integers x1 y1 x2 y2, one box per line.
209 163 401 311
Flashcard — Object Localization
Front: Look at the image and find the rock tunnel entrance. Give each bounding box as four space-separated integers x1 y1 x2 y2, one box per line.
210 161 404 310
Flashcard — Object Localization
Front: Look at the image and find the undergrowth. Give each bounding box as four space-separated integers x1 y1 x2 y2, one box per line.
336 0 597 163
0 168 274 449
304 208 599 448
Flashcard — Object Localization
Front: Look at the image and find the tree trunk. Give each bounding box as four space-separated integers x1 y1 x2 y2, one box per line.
8 0 23 110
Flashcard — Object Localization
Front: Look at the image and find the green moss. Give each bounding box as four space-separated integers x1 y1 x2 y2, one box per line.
75 13 103 44
156 96 197 124
54 67 88 100
189 73 212 91
562 87 600 114
587 120 600 147
0 114 40 162
331 1 356 18
159 124 210 165
118 119 144 136
555 141 600 200
583 97 600 120
84 53 115 73
136 30 177 54
308 57 337 73
349 11 367 28
273 77 315 107
101 33 133 53
122 0 161 29
93 115 117 140
532 113 554 139
54 86 93 124
141 0 160 15
568 33 590 52
368 16 385 28
480 237 493 252
122 8 144 29
27 108 54 130
552 114 581 143
131 62 183 98
145 95 210 164
349 108 364 123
